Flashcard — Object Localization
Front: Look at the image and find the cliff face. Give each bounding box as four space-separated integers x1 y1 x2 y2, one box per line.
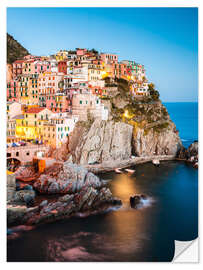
132 123 181 156
67 100 182 164
51 79 182 164
68 119 133 165
7 33 29 64
131 102 182 156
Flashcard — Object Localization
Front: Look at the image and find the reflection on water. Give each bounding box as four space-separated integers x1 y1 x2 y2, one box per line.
7 161 198 262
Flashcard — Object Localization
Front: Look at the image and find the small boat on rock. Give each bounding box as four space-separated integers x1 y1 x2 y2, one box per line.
152 159 160 166
115 168 123 174
125 168 135 174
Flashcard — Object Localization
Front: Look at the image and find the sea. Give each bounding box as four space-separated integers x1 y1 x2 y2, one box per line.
163 102 198 148
7 102 198 262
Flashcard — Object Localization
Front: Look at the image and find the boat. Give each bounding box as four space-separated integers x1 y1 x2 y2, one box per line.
115 168 123 174
152 159 160 166
125 168 135 174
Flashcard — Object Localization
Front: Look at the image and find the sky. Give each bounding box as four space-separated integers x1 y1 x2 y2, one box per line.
7 7 198 102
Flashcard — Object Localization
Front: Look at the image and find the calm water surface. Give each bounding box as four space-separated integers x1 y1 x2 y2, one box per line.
164 102 198 148
7 161 198 262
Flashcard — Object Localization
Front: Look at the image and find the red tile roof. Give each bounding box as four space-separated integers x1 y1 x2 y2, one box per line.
13 60 24 64
25 107 45 114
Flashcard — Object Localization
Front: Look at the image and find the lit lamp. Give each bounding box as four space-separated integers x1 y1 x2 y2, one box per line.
124 110 130 118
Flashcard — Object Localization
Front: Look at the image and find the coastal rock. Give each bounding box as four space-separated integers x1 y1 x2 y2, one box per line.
33 162 102 194
132 122 182 157
11 190 35 207
10 186 121 226
177 141 198 168
130 194 147 209
69 119 133 165
187 141 198 159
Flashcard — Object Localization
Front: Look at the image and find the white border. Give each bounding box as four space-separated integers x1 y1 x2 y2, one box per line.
0 0 201 269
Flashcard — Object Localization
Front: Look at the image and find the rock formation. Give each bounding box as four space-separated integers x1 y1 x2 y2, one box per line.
33 162 102 194
177 141 198 168
7 162 122 226
65 101 182 164
68 119 133 165
132 121 181 156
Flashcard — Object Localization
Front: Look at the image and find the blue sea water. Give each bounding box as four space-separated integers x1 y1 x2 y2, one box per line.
163 102 198 148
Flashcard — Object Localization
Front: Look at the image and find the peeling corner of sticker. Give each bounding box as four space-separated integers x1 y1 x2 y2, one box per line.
173 238 199 263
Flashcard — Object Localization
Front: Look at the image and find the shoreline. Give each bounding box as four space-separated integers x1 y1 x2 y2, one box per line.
84 155 176 173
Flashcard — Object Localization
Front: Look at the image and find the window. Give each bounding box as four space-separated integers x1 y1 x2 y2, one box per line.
79 100 82 104
16 152 19 157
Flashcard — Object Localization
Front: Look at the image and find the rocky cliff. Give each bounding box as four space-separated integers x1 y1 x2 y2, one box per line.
68 119 133 165
66 102 182 164
130 102 182 156
50 80 182 164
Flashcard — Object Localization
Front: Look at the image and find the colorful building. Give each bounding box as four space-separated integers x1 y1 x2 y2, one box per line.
15 107 53 141
12 60 24 79
7 80 19 102
58 60 67 74
46 94 69 113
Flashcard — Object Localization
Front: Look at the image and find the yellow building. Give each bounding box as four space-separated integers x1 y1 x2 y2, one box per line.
55 50 68 61
41 123 56 147
19 74 39 105
15 107 53 141
88 64 103 81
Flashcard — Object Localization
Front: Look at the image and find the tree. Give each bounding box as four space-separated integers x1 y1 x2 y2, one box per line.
148 83 160 101
89 48 98 54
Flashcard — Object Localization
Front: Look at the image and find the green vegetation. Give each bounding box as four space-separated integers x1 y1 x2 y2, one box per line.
148 83 160 101
153 122 169 133
116 78 130 98
100 96 110 100
103 76 117 87
88 48 98 54
7 33 29 64
68 50 76 54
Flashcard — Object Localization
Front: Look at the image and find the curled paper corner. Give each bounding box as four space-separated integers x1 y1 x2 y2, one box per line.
173 238 199 263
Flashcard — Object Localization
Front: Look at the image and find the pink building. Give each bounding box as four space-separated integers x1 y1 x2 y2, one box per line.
100 53 118 64
13 60 24 79
76 48 87 56
22 60 51 74
46 94 69 113
7 80 19 102
38 72 64 95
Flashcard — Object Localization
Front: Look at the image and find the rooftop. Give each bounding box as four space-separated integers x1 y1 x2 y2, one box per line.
25 107 45 114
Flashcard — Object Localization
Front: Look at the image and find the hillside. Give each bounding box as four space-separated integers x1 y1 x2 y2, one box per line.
7 33 29 64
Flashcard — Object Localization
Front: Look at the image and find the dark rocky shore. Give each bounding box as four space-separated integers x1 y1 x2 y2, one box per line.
177 141 198 168
7 162 121 227
7 141 198 228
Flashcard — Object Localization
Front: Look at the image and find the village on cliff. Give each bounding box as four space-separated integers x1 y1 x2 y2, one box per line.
7 47 198 227
7 48 151 168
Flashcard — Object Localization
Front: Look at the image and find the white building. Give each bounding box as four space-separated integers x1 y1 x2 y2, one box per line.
50 115 79 147
50 59 58 73
72 93 108 121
